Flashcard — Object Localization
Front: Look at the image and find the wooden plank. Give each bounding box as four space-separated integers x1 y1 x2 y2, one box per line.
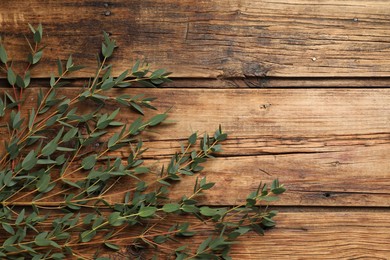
2 87 388 138
216 77 390 88
229 211 390 259
122 143 390 207
3 210 389 259
116 211 390 259
1 1 390 78
1 88 389 206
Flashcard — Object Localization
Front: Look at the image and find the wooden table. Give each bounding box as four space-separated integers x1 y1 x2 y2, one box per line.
1 1 390 258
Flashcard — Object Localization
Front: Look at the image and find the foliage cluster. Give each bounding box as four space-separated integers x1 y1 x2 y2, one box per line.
0 25 285 259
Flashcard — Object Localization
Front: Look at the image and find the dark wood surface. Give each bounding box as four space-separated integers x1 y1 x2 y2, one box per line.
1 0 390 79
1 1 390 259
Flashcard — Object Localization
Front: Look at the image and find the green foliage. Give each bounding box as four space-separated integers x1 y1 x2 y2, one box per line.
0 25 285 259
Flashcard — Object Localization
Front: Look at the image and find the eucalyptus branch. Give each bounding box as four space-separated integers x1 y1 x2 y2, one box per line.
0 25 285 260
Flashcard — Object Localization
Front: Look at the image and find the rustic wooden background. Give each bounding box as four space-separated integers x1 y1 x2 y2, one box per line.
1 0 390 259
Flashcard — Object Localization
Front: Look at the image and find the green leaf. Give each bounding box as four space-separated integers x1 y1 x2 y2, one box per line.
132 60 140 73
251 224 265 235
182 205 199 213
0 44 7 63
128 117 143 134
10 111 22 130
36 174 50 192
209 237 232 250
57 59 63 75
150 68 166 79
68 65 85 72
153 235 168 244
134 167 149 174
51 253 66 260
16 74 25 88
33 30 41 43
37 23 43 37
139 206 157 218
15 209 25 225
148 113 167 126
50 74 56 87
66 55 73 69
271 179 286 194
262 216 276 227
7 68 16 85
22 150 37 170
105 242 120 251
188 132 197 145
201 182 215 190
216 133 228 142
197 236 212 254
37 159 57 165
62 179 81 188
115 69 128 83
130 101 144 115
101 78 115 90
101 32 116 58
24 71 31 88
0 98 4 117
2 223 14 235
80 230 96 242
63 127 78 142
138 79 156 88
200 206 218 217
41 139 58 157
162 203 180 213
261 196 279 202
228 226 251 240
34 232 50 246
107 132 120 149
82 154 97 170
28 23 36 33
32 50 43 64
108 212 124 227
272 187 286 195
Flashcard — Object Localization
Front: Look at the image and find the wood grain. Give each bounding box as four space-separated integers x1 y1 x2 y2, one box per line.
3 87 388 138
1 1 390 258
104 211 390 259
3 210 389 259
1 0 390 78
190 211 390 260
1 87 388 207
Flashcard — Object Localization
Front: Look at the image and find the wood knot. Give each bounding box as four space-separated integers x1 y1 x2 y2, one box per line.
260 103 271 110
330 161 340 167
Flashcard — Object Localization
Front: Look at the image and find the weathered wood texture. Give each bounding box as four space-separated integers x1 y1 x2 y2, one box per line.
1 0 390 78
216 211 390 259
4 211 388 259
1 87 389 208
1 0 390 259
90 211 390 259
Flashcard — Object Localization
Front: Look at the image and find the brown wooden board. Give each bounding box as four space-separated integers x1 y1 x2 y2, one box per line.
194 211 390 260
1 87 389 207
2 210 389 259
1 0 390 259
1 0 390 79
77 211 390 259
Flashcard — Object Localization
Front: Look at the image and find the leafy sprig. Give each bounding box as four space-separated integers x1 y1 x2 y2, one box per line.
0 25 285 259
